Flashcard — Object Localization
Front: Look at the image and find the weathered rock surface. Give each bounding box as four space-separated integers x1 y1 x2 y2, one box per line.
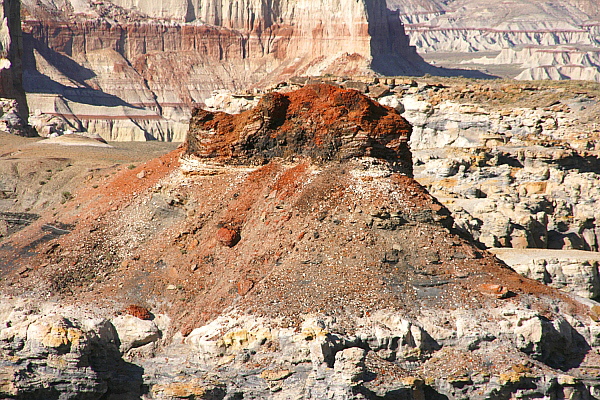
388 79 600 256
186 84 413 174
466 46 600 83
0 297 154 398
492 248 600 299
4 84 600 398
201 77 600 255
397 0 599 53
0 0 33 136
21 0 432 141
394 0 600 81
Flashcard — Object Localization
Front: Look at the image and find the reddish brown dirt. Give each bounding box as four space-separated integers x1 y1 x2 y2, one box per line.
185 84 413 175
0 85 589 335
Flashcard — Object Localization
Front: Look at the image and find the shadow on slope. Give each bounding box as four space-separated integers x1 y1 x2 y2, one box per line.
370 53 499 79
22 33 141 109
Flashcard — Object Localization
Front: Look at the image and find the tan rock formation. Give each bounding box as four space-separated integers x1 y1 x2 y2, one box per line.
22 0 430 141
0 0 32 135
3 83 600 398
395 0 600 81
466 46 600 82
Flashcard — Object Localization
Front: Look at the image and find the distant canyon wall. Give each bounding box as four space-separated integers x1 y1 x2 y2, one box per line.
387 0 600 53
0 0 33 135
389 0 600 82
22 0 428 141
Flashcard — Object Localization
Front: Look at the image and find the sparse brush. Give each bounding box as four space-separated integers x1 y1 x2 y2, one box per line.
61 191 73 203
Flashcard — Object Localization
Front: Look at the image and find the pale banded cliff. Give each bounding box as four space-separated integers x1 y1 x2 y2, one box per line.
22 0 430 141
390 0 600 82
0 0 32 135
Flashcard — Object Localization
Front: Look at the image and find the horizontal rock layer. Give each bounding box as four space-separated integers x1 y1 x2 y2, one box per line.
3 82 600 398
22 0 428 141
185 84 413 174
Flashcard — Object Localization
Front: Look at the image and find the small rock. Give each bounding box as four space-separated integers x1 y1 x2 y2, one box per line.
369 83 390 98
260 368 293 381
124 305 153 320
17 266 30 275
334 347 366 385
216 227 240 247
342 81 368 93
136 170 146 179
237 279 254 295
478 283 511 299
166 284 177 290
111 315 160 353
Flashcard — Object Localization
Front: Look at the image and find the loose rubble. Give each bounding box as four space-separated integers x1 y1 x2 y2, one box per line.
2 83 600 399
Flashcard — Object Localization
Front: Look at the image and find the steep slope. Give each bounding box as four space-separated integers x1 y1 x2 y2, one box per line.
0 0 33 135
21 0 433 141
2 85 600 398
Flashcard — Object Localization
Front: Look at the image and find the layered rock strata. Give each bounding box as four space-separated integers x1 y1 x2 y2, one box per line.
3 84 600 398
392 0 600 81
466 46 600 82
396 0 600 54
0 0 33 135
186 84 413 174
202 76 600 254
21 0 430 141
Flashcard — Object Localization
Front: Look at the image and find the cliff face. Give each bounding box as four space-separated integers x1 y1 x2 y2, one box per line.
0 0 32 135
22 0 428 141
394 0 600 82
396 0 599 53
466 47 600 82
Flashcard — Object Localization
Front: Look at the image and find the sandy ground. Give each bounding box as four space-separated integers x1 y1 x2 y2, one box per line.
0 132 180 215
0 133 180 164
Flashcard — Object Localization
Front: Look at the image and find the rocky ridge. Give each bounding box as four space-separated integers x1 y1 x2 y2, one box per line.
3 84 600 398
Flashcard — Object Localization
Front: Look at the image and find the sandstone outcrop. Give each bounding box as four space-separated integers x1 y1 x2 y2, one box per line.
3 84 600 398
491 248 600 299
393 0 600 81
0 0 33 136
186 84 413 174
21 0 433 141
402 81 600 255
466 46 600 82
398 0 599 54
201 77 600 257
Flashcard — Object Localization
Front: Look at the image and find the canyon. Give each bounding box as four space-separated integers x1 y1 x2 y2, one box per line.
392 0 600 82
15 0 600 143
21 0 439 141
3 0 600 398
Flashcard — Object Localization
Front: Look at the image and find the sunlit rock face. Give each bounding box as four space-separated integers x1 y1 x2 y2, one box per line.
20 0 429 141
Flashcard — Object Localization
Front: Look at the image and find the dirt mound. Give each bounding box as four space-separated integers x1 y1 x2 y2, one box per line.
0 85 583 333
186 84 413 175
